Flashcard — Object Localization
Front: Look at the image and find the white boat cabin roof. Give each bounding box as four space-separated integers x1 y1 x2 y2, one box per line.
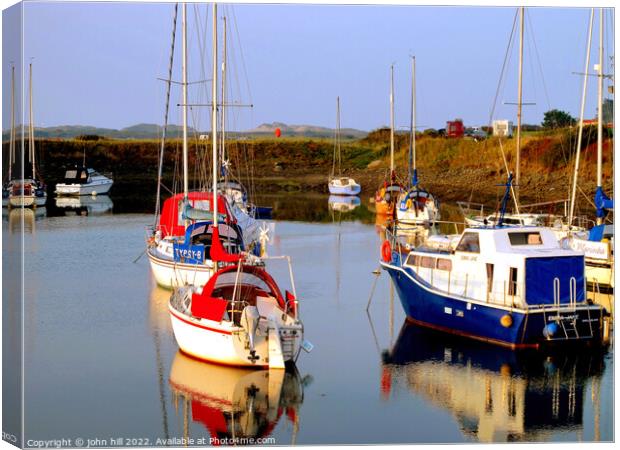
450 226 582 260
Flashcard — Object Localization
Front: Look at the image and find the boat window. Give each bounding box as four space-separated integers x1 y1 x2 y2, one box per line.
65 170 77 179
193 200 212 211
503 218 521 225
436 258 452 271
420 256 435 269
405 254 418 266
508 268 518 296
456 232 480 253
486 263 494 293
80 171 88 179
508 232 542 246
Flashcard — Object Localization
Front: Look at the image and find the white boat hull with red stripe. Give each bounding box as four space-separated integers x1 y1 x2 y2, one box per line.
168 264 304 369
147 242 215 289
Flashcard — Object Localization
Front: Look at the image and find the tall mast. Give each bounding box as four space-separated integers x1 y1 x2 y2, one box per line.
336 96 341 177
568 9 594 228
515 7 524 198
212 2 219 227
409 56 417 187
596 8 604 225
9 65 15 181
220 15 227 180
390 64 395 176
181 3 189 202
29 62 35 181
154 3 178 225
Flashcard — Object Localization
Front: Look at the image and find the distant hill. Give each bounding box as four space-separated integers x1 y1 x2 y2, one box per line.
247 122 367 139
2 122 368 140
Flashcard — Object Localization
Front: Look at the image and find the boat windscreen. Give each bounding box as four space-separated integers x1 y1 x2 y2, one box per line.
64 168 89 184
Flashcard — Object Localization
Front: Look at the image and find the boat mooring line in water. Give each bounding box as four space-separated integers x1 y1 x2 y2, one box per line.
133 247 147 264
366 266 382 311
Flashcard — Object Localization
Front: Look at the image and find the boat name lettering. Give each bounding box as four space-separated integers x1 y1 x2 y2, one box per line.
547 314 579 321
460 255 477 261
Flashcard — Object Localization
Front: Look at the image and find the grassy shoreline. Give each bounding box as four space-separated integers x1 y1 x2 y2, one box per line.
3 127 613 214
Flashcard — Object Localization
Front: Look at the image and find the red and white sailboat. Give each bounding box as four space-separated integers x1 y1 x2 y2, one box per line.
168 4 306 369
146 4 250 289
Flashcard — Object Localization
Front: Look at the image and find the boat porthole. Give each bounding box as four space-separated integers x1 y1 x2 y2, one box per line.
500 314 513 328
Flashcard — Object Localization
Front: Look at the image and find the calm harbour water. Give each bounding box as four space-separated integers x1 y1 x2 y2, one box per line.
6 195 613 445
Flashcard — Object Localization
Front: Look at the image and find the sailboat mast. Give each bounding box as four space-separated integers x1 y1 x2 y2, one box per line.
596 8 604 225
29 62 35 181
220 15 227 180
515 7 524 197
390 65 395 175
9 65 15 181
409 56 417 187
337 96 341 177
568 9 594 228
154 3 178 225
212 2 219 227
181 3 189 202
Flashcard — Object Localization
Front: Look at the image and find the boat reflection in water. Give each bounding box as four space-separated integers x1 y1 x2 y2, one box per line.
381 323 608 442
54 194 113 215
328 195 360 213
169 351 306 444
4 206 45 233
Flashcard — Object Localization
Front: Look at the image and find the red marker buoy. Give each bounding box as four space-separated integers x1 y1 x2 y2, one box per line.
275 127 281 138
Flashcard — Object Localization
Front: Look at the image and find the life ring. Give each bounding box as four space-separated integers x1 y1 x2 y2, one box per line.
381 240 392 262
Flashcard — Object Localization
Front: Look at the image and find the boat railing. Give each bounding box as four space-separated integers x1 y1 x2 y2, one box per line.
256 254 299 320
457 200 485 220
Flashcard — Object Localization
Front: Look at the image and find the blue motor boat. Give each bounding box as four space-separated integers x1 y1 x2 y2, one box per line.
380 223 604 349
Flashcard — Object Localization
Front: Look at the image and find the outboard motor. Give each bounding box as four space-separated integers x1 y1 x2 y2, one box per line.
241 305 261 358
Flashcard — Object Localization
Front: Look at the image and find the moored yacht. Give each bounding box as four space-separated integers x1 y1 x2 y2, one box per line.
55 166 113 196
381 221 604 348
146 191 242 289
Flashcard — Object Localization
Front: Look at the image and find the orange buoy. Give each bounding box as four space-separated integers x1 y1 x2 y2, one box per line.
500 314 513 328
275 127 281 138
381 240 392 262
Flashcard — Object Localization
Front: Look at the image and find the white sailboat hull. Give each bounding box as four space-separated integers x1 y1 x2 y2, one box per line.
8 194 46 208
328 178 361 196
396 204 440 225
396 191 440 225
169 302 301 369
147 248 215 289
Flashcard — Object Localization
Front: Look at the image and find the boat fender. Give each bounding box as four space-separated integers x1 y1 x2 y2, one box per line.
543 322 558 339
406 199 412 210
381 240 392 263
500 314 513 328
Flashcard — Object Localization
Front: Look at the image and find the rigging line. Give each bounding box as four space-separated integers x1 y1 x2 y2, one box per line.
526 10 551 112
191 4 207 134
230 7 254 106
154 3 179 228
488 9 519 128
523 23 539 122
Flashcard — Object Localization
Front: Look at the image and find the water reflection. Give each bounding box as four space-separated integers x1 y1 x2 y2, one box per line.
4 207 45 233
328 195 360 212
54 195 113 216
382 323 608 442
168 352 305 444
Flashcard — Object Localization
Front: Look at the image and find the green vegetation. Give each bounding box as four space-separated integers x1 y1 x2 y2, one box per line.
542 109 576 129
3 126 612 206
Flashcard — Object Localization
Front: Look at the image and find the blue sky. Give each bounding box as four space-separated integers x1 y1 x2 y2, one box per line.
2 1 615 131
